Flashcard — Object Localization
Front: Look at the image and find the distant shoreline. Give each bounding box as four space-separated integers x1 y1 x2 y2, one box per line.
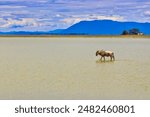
0 35 150 38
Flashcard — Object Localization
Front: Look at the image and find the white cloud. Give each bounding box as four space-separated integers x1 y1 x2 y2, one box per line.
144 11 150 16
38 0 48 3
62 15 124 25
0 18 39 28
55 14 64 18
0 5 26 9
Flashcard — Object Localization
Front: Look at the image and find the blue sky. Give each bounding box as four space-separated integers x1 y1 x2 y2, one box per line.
0 0 149 31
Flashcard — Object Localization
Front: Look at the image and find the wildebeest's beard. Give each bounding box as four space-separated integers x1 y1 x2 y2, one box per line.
96 51 99 56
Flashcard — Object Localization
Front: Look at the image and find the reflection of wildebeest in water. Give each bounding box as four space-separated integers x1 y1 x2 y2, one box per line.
96 50 115 61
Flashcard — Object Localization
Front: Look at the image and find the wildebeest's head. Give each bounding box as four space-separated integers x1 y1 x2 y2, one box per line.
96 50 105 56
96 51 99 56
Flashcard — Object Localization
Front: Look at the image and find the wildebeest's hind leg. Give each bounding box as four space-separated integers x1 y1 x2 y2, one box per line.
112 53 115 61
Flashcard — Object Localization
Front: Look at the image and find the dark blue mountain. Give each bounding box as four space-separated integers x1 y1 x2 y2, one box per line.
60 20 150 35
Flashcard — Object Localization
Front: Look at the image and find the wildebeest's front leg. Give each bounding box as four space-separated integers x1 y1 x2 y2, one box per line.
110 56 112 61
103 57 105 62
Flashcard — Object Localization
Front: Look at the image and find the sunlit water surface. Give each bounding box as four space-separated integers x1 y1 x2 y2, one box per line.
0 37 150 99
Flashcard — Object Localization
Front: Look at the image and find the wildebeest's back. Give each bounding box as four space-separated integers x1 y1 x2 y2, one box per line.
104 51 114 57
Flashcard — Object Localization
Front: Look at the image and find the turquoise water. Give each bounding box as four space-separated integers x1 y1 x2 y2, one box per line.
0 37 150 99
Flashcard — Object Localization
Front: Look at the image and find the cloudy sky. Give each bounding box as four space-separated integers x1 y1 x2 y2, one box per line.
0 0 149 31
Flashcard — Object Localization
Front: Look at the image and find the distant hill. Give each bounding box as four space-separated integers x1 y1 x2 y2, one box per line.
0 31 50 35
0 20 150 35
60 20 150 35
0 29 65 35
49 29 64 34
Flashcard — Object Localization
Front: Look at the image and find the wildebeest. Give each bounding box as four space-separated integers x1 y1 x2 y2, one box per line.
96 50 115 61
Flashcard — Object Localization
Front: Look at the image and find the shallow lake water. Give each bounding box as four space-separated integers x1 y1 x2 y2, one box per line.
0 37 150 99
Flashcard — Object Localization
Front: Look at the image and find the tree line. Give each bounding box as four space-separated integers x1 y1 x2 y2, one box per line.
122 28 144 35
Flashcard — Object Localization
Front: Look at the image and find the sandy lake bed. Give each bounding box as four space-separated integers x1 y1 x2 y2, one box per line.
0 36 150 99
